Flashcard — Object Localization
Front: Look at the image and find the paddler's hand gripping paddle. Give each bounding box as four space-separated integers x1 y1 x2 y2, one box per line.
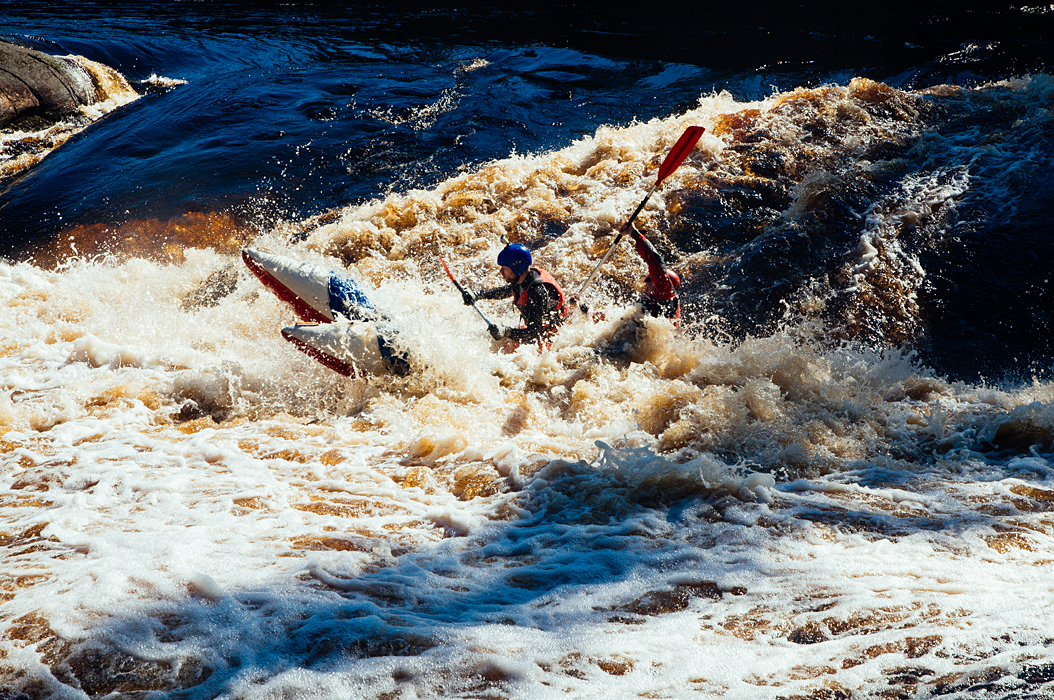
439 253 498 334
572 125 705 304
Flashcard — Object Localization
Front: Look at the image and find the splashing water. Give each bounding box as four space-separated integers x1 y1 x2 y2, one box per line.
3 5 1054 697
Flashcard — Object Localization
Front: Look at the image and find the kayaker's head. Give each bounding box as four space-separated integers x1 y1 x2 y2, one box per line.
497 243 531 282
644 270 681 298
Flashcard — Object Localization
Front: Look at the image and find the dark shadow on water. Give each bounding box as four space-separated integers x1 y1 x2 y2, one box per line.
16 433 1054 698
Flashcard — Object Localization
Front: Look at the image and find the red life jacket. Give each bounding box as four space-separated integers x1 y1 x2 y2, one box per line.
509 268 568 350
513 268 567 323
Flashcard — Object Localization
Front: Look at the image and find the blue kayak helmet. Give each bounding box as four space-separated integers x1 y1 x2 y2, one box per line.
497 243 532 276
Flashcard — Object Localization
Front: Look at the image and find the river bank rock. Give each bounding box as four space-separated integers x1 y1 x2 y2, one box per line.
0 40 105 127
0 40 140 181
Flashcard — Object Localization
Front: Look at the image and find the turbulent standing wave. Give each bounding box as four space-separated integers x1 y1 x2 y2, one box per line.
3 4 1054 699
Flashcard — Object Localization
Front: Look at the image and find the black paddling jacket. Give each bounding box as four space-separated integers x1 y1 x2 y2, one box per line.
476 267 567 343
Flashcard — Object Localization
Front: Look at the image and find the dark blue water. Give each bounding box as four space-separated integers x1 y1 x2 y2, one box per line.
2 3 721 232
2 1 1054 381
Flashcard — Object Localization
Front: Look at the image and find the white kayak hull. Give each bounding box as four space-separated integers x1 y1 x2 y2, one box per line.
242 247 337 322
242 247 379 323
281 322 400 377
241 248 411 376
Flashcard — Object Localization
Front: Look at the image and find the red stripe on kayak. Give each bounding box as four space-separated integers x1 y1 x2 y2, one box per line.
242 250 331 324
281 327 360 377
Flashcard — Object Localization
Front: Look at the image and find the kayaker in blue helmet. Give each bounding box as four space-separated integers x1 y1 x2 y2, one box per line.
461 243 568 344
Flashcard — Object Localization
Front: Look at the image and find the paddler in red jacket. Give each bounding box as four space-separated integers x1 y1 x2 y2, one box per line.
461 243 568 344
623 222 681 324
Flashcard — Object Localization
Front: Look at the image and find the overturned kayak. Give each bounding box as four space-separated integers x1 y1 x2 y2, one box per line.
281 321 408 377
241 247 377 323
242 248 411 376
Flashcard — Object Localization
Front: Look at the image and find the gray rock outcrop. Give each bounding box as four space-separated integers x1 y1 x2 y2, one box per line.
0 40 100 127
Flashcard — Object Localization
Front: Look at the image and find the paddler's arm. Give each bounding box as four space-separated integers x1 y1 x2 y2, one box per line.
625 223 676 300
467 283 514 303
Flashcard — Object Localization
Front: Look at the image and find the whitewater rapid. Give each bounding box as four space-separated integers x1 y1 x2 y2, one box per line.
4 77 1054 699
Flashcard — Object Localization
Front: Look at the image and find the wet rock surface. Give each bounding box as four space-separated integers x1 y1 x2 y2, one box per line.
0 40 98 127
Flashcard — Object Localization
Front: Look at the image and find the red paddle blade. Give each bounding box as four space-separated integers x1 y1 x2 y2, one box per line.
656 125 705 184
438 254 456 281
438 253 470 297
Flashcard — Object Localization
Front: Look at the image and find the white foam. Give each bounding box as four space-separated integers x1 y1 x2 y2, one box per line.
3 78 1054 699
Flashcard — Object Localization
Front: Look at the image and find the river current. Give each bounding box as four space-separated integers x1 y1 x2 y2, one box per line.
3 3 1054 699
